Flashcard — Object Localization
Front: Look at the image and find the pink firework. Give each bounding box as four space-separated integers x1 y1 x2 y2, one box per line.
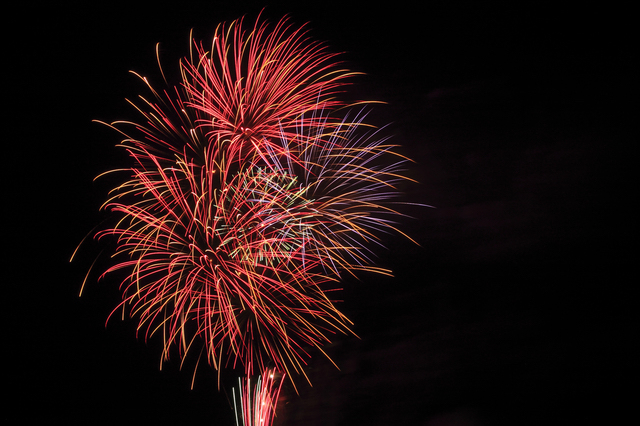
77 15 415 389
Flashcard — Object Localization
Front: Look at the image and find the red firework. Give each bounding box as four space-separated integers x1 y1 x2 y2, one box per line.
181 15 360 183
77 15 414 388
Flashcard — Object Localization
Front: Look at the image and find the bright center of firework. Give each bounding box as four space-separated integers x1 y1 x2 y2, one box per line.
241 127 254 139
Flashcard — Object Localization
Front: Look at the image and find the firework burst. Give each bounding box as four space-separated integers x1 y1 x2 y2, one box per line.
77 15 415 389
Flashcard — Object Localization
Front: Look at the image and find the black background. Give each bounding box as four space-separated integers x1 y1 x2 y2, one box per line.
6 1 634 425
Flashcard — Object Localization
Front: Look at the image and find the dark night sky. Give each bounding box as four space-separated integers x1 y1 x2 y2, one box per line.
6 1 634 425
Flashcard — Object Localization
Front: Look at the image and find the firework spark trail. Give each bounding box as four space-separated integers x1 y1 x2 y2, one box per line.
78 15 416 397
233 369 285 426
